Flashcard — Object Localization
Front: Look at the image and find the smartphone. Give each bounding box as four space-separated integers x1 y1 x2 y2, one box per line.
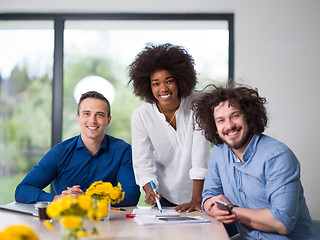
215 200 232 214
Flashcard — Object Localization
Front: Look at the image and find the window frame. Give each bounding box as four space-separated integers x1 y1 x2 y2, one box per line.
0 12 234 148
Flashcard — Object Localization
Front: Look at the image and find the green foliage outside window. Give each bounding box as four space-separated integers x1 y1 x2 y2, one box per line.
62 55 142 142
0 55 141 204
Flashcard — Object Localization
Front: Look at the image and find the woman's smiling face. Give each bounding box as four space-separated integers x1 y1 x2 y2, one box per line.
150 69 179 108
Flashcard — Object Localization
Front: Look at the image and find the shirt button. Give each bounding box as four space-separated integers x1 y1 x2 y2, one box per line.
88 171 91 174
239 188 243 192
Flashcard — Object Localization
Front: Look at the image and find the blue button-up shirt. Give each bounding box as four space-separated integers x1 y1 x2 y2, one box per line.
202 134 319 239
15 134 140 206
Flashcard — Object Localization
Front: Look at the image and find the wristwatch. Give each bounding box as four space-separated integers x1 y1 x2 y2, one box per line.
228 203 238 210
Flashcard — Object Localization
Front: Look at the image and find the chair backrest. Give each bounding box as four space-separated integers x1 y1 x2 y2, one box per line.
313 219 320 233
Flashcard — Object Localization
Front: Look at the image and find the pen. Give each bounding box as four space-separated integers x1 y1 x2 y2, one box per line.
125 213 174 218
111 207 126 211
150 180 162 212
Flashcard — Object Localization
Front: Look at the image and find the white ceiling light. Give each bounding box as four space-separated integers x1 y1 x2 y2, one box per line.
73 75 115 104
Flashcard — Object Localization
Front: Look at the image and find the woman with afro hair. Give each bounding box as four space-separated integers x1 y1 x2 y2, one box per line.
127 43 210 212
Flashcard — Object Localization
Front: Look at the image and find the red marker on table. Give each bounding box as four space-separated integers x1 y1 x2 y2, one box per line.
126 214 136 218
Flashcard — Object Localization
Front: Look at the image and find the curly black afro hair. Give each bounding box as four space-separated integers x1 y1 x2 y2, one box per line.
127 43 197 103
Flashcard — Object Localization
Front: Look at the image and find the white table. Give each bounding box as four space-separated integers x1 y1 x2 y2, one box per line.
0 206 230 239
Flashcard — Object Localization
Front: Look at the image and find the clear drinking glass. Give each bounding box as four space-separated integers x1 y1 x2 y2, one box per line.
35 201 51 221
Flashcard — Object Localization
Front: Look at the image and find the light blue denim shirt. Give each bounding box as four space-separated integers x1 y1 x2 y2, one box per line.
202 134 320 240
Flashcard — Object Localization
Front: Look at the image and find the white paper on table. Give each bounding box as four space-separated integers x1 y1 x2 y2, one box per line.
134 215 212 226
132 207 179 217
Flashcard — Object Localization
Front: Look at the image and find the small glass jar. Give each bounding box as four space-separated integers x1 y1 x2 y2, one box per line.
35 201 51 221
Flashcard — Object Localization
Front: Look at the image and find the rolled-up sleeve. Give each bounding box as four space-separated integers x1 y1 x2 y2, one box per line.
201 150 223 208
189 115 210 180
266 148 301 233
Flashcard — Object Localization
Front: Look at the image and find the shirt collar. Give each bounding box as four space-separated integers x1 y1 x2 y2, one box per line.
75 134 109 152
153 96 185 114
242 134 262 162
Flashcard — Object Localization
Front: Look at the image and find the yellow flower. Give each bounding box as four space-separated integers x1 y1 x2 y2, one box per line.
76 230 88 237
0 225 39 240
117 182 122 191
59 196 73 211
103 182 113 194
85 181 115 199
121 191 125 201
88 209 100 222
43 221 53 230
78 195 92 211
95 184 105 195
60 216 82 229
46 201 61 218
110 188 120 200
85 181 102 196
85 181 125 219
91 227 99 235
97 199 109 218
88 208 99 222
92 181 103 188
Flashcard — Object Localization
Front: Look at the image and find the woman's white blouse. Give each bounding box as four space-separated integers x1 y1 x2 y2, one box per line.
131 92 210 205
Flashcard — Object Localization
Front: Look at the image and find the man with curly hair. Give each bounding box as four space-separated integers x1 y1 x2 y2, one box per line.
127 43 211 212
192 85 319 239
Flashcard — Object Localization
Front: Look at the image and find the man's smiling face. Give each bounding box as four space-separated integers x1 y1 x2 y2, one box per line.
76 98 111 143
213 101 251 152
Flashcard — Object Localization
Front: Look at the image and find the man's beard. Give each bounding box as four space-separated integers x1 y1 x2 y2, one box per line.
222 126 252 150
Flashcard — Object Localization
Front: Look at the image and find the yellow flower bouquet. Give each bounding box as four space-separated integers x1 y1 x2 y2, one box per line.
44 181 125 240
85 181 125 221
0 225 39 240
85 181 125 204
45 195 94 240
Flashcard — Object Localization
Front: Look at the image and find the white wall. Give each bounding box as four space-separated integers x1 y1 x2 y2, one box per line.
1 0 320 219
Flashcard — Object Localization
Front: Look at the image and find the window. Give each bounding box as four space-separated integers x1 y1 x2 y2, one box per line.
63 19 231 142
0 20 54 204
0 13 234 204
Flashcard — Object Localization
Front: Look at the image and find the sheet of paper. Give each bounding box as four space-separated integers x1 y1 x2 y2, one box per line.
132 207 179 217
134 215 212 226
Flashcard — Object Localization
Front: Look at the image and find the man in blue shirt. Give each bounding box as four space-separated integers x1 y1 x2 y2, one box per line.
192 85 319 239
15 91 140 206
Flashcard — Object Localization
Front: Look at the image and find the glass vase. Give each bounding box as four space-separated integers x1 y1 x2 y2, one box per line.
101 202 111 221
62 226 78 240
92 199 111 221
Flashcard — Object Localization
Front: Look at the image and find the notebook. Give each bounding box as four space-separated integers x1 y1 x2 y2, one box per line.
132 207 179 217
0 202 38 217
134 215 212 226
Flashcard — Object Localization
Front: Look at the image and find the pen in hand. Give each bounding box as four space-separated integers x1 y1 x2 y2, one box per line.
150 180 162 212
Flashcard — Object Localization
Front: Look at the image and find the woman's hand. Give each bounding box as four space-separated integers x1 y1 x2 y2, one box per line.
174 179 203 212
174 199 202 212
143 182 162 205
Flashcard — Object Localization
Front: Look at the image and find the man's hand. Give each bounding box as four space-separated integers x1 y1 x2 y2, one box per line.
204 195 288 234
203 195 237 224
143 182 162 205
53 185 84 201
